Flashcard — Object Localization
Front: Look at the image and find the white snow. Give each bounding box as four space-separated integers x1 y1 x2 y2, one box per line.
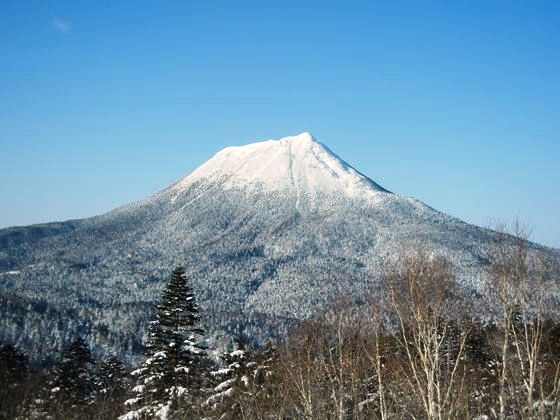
211 368 232 376
170 132 389 202
123 397 141 407
131 367 147 376
132 385 145 393
171 386 189 397
214 378 236 392
154 402 172 420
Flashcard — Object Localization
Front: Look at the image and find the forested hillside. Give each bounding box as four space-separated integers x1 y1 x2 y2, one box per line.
2 232 559 419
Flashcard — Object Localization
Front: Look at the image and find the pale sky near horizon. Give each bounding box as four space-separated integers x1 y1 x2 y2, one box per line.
1 1 559 248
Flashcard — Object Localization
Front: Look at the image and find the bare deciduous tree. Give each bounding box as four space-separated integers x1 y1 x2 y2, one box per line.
486 223 558 419
383 252 471 420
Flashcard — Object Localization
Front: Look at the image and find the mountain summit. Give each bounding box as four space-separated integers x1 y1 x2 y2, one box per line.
171 132 389 199
0 132 557 362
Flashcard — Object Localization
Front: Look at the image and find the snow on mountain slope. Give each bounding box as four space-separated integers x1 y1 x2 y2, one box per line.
171 132 389 201
0 132 558 363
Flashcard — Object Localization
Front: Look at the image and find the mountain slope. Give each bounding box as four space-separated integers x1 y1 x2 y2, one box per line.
0 133 558 362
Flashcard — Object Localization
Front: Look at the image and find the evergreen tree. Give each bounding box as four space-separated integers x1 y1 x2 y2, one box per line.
50 337 96 406
94 356 129 418
122 266 207 419
205 338 275 419
0 344 29 418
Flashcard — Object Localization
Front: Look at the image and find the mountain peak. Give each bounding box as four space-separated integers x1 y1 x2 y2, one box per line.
171 133 389 199
279 131 316 144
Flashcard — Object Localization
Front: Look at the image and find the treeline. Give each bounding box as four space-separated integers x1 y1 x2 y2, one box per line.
0 339 128 419
2 230 560 419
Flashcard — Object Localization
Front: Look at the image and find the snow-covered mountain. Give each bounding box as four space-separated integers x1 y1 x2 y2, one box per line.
170 132 388 199
0 132 558 362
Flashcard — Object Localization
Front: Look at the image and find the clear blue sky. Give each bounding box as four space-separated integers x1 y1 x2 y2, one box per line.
1 1 559 248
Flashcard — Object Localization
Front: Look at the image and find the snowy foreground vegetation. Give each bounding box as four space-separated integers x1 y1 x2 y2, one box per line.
2 231 560 419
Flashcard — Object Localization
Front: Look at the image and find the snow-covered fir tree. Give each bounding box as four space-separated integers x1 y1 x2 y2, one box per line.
122 266 207 419
205 338 275 419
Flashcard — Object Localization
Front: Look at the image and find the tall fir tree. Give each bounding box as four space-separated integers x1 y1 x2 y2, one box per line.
122 266 207 419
